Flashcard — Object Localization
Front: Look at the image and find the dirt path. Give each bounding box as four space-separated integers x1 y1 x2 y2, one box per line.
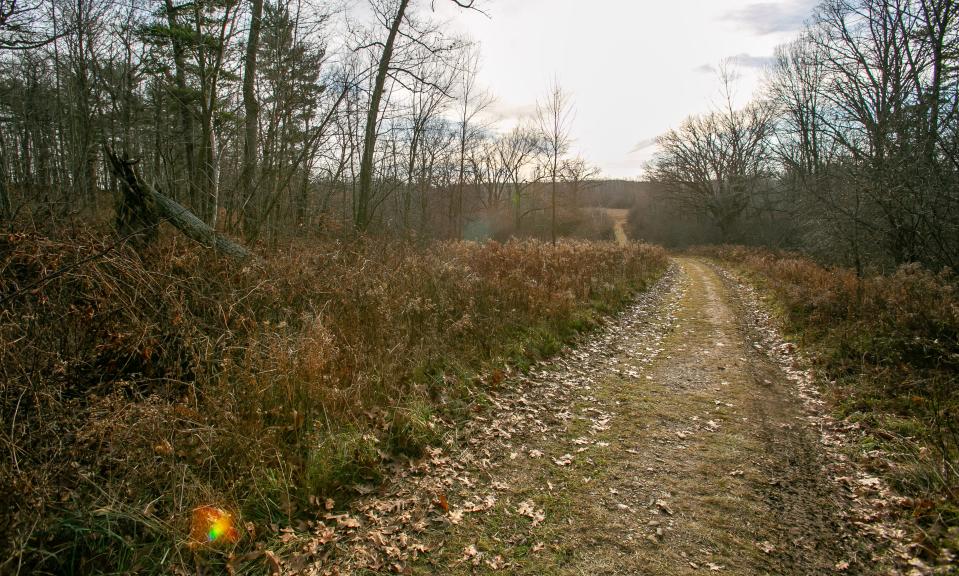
409 258 871 574
301 259 893 575
606 209 630 246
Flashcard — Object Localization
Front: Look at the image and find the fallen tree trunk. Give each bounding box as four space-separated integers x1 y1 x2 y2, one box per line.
105 146 254 261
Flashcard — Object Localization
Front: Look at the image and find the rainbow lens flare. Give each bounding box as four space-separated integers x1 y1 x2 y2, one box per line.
190 506 239 546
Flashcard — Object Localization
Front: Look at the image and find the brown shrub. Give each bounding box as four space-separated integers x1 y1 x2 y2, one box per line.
0 228 666 573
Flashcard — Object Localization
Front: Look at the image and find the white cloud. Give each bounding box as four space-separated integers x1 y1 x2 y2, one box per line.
630 138 658 154
430 0 816 177
729 52 777 69
721 1 818 35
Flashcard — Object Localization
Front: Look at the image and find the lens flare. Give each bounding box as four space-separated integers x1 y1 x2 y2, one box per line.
190 506 239 546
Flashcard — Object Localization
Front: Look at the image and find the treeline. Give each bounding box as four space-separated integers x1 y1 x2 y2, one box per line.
0 0 602 243
633 0 958 272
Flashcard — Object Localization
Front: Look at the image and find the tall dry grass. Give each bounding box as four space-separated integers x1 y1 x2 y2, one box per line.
0 228 666 574
692 245 958 556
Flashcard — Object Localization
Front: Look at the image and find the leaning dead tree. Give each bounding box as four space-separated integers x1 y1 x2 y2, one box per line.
105 146 254 260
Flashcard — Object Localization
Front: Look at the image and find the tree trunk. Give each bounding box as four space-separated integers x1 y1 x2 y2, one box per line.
241 0 263 240
457 135 466 239
105 146 253 260
108 149 160 247
163 0 197 205
0 130 11 220
355 0 410 231
551 176 556 245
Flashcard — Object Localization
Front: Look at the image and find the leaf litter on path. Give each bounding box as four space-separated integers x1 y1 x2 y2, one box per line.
274 261 930 575
260 267 683 575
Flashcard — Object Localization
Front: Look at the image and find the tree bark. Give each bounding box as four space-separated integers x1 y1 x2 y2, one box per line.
551 176 556 245
355 0 410 231
0 130 11 220
163 0 197 205
241 0 263 239
105 146 253 260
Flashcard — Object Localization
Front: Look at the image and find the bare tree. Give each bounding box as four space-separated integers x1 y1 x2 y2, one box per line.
767 33 868 268
452 46 493 237
160 0 198 207
193 0 241 226
561 156 600 208
769 0 959 268
650 96 775 241
498 124 543 231
240 0 264 239
536 78 573 244
0 0 65 49
399 41 456 231
353 0 481 231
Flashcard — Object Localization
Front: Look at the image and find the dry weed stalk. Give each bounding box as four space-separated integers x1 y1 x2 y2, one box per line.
0 228 666 573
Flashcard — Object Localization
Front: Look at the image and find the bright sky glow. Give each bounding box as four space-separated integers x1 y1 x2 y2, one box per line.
432 0 819 178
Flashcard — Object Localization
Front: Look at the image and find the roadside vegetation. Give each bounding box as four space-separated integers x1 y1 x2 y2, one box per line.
0 224 666 574
692 245 959 558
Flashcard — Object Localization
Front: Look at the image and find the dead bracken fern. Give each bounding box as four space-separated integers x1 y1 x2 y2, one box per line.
0 227 666 574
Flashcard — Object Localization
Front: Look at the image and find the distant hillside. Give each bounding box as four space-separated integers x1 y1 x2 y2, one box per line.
526 179 662 209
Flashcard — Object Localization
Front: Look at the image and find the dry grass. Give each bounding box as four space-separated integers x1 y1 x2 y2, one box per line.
690 245 959 557
0 227 666 574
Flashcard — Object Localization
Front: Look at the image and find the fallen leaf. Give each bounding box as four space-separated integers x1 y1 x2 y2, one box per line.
153 439 173 457
655 499 673 515
517 500 546 526
858 477 881 489
326 514 360 529
553 454 574 466
264 550 282 575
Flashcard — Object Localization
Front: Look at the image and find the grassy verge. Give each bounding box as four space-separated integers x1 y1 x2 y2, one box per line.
0 227 666 574
690 245 958 559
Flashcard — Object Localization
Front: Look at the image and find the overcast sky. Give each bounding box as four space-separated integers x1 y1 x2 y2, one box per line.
430 0 819 179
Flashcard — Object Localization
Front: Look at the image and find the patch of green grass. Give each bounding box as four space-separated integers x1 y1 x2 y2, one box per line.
305 428 383 498
388 398 439 458
39 503 172 576
244 466 295 524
